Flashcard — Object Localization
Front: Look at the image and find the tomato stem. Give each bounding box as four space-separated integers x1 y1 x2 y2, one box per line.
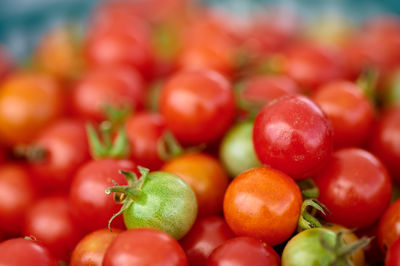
13 145 47 162
298 199 329 232
157 131 184 160
356 68 379 106
297 178 320 199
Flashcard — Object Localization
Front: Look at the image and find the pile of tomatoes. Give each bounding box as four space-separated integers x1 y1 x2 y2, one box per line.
0 0 400 265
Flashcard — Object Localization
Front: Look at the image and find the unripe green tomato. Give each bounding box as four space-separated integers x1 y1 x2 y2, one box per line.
219 121 260 177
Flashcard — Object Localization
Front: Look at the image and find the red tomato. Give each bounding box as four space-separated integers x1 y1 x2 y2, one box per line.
207 237 280 266
0 164 36 236
180 216 235 266
28 119 90 191
71 228 122 266
223 166 302 246
103 228 188 266
253 95 333 179
386 236 400 266
312 80 375 147
69 159 136 232
0 238 58 266
378 198 400 252
23 195 84 261
160 70 235 145
72 66 145 121
314 148 392 229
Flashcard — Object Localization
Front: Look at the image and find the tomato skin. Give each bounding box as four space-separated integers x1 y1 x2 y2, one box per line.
0 164 36 236
315 148 392 229
72 66 145 121
378 198 400 252
29 119 90 191
126 112 166 170
253 95 333 179
69 159 137 232
386 237 400 266
71 228 122 266
207 237 280 266
160 70 235 145
180 216 235 266
223 166 302 246
23 195 84 261
162 153 229 217
312 81 375 148
0 238 58 266
103 228 188 266
0 73 63 145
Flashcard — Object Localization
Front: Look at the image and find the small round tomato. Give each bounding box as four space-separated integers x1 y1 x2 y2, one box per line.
314 148 392 229
0 164 36 236
160 70 235 145
0 238 57 266
23 195 84 261
386 236 400 266
223 166 302 246
253 95 333 179
378 198 400 252
162 152 229 217
103 228 188 266
71 228 122 266
72 66 145 121
69 159 137 232
219 120 260 177
207 237 280 266
180 216 235 266
0 72 63 145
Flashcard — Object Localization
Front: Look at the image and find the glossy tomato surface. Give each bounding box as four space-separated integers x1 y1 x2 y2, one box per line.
378 198 400 252
386 236 400 266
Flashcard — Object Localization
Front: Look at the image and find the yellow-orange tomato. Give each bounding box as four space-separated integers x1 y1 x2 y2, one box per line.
162 152 229 217
0 73 63 145
223 166 302 246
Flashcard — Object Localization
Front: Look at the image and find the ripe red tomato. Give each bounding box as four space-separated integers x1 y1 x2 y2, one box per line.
386 236 400 266
253 95 333 179
378 198 400 252
223 166 302 246
207 237 280 266
0 238 58 266
23 195 84 261
314 148 392 229
103 228 188 266
160 70 235 145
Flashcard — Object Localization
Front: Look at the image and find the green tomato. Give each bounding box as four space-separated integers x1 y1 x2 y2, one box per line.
219 120 260 177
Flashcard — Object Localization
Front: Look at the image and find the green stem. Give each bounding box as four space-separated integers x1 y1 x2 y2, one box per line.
297 178 320 199
356 68 379 105
298 199 330 232
157 131 184 160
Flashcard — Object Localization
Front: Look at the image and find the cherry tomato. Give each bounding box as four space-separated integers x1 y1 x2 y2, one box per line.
313 80 375 147
378 198 400 252
103 228 188 266
70 228 122 266
0 238 58 266
69 159 136 232
207 237 280 266
314 148 392 229
23 195 84 261
253 95 333 179
223 166 302 246
180 216 235 266
0 164 36 236
162 152 229 217
160 70 235 145
386 236 400 266
0 72 63 145
72 66 145 121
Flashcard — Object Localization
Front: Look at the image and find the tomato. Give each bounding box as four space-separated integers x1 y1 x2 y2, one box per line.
378 198 400 252
71 228 122 266
23 195 84 261
386 236 400 266
253 95 333 179
0 45 13 81
160 70 235 145
312 80 375 147
0 72 63 145
314 148 392 229
180 216 235 266
219 120 260 177
0 164 36 236
223 166 302 246
103 228 188 266
72 66 145 121
27 119 89 191
207 237 280 266
162 152 229 217
69 159 137 232
0 238 58 266
126 112 166 170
